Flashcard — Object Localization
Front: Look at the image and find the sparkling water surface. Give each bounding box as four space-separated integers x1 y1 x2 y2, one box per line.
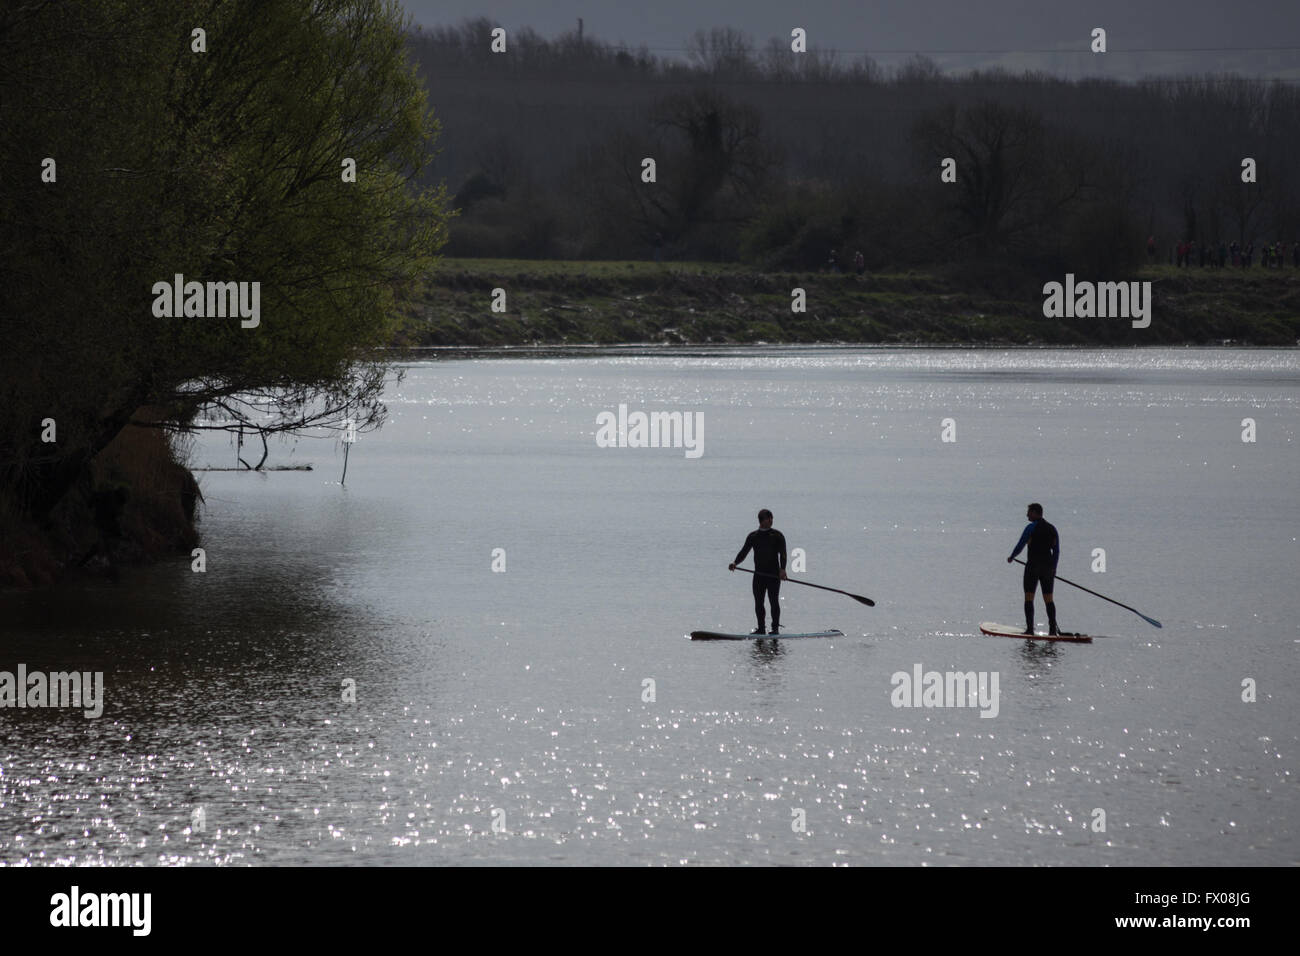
2 347 1296 865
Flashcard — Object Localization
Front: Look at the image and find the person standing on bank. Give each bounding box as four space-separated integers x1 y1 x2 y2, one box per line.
1007 502 1060 635
730 509 788 634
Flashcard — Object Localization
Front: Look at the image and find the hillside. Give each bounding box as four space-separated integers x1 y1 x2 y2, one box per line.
397 260 1300 347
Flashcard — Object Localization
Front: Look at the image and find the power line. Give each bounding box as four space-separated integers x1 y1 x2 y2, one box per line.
418 70 1300 87
411 32 1300 57
617 45 1300 56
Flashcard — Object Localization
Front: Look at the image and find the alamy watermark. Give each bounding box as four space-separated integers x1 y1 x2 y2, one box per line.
1042 274 1151 329
0 665 103 718
595 403 703 458
152 273 260 328
49 886 150 936
890 663 999 718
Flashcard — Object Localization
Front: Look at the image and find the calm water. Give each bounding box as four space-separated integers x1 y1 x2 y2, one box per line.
2 347 1297 865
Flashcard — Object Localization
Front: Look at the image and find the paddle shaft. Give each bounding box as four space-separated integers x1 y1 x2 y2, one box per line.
1013 558 1160 627
736 567 875 607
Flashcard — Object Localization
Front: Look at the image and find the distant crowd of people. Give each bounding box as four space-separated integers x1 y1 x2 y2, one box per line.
1149 235 1300 269
819 240 1298 273
820 240 1300 274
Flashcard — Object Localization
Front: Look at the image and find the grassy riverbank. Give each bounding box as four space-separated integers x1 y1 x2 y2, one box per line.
397 259 1300 347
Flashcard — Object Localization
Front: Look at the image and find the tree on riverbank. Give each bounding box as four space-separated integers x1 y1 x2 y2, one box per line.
0 0 450 584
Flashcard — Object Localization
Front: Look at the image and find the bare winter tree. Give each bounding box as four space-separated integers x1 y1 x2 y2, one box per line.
686 27 757 78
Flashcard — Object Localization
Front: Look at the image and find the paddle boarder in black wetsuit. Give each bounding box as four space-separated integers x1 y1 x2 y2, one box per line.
1007 502 1061 635
729 509 788 634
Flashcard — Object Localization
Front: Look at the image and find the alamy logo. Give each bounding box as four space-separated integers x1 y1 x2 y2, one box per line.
0 665 103 718
595 403 703 458
50 886 151 936
890 664 1000 718
1042 274 1151 329
151 273 260 328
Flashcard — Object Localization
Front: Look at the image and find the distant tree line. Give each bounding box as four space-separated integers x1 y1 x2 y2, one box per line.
410 20 1300 280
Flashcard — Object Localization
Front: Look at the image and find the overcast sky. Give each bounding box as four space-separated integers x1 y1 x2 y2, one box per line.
400 0 1300 80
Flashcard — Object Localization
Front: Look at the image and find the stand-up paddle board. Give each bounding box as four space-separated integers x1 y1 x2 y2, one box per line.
690 629 844 641
979 622 1096 643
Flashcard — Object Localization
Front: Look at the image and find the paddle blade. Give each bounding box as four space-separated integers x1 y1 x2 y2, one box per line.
851 594 875 607
1141 614 1162 628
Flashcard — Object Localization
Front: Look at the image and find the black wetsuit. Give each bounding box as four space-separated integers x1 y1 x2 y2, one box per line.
735 528 787 630
1009 518 1060 631
1011 518 1059 592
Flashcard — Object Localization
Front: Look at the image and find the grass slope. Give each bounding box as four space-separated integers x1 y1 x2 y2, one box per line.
396 260 1300 347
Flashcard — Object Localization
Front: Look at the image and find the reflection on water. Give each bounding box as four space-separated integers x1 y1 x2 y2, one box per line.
748 639 787 667
2 348 1296 865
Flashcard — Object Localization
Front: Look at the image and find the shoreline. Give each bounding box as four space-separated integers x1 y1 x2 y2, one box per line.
388 341 1300 357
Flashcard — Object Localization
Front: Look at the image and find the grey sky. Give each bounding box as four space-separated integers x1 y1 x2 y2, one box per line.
400 0 1300 80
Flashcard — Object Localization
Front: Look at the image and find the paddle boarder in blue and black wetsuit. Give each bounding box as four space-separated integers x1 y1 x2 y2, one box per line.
1007 502 1061 635
730 509 788 634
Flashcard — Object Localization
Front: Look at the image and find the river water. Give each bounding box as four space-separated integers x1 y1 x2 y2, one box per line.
2 347 1296 865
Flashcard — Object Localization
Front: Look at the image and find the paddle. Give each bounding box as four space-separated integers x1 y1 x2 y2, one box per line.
1013 558 1161 628
735 567 875 607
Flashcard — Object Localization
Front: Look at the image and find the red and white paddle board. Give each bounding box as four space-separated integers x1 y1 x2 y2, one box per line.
979 622 1095 643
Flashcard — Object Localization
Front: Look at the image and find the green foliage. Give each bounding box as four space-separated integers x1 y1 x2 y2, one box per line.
739 191 847 270
0 0 450 521
1058 200 1146 280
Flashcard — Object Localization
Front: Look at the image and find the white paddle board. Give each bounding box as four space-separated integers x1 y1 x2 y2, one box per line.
690 629 844 641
